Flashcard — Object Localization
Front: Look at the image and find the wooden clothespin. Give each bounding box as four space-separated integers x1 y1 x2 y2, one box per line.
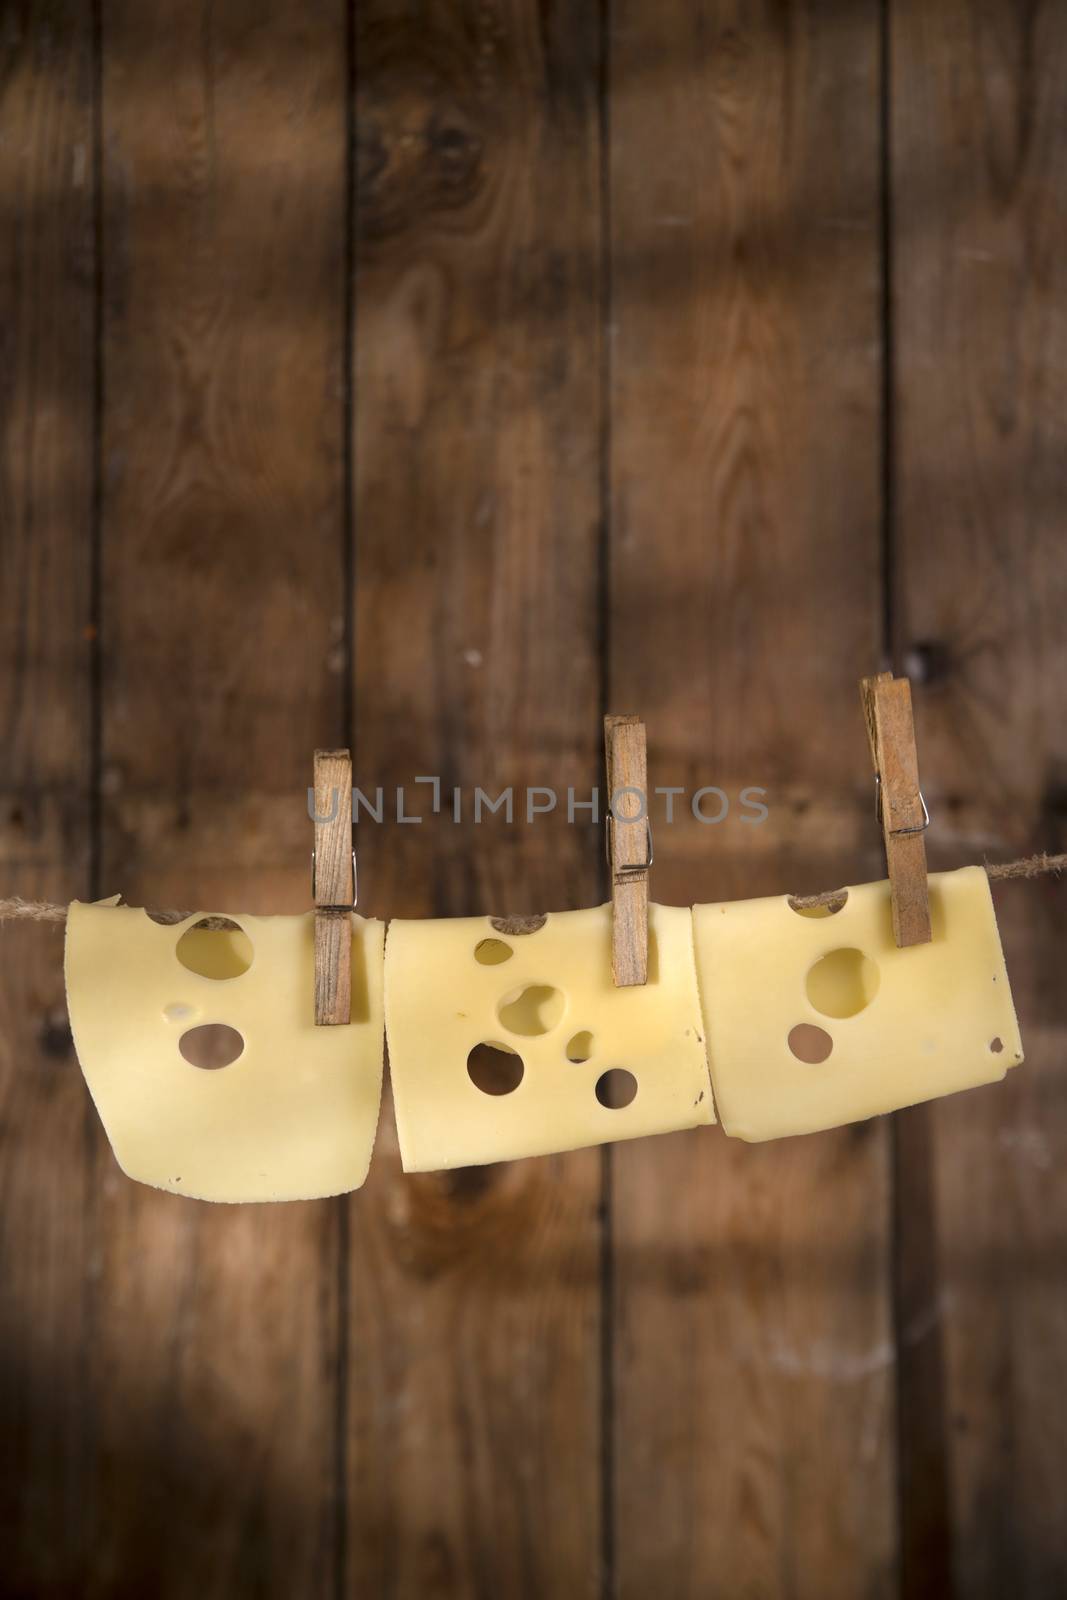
312 748 355 1024
860 673 931 947
604 714 651 986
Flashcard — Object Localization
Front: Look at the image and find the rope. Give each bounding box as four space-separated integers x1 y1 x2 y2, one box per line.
986 851 1067 882
2 852 1065 925
0 898 69 924
788 852 1067 910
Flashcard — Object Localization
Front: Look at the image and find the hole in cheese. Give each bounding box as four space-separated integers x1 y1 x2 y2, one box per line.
474 938 513 966
788 1023 834 1064
176 918 253 980
990 1036 1004 1053
467 1040 524 1096
595 1068 637 1108
788 891 848 919
496 983 565 1037
490 913 547 935
806 947 879 1018
178 1023 245 1070
566 1030 594 1063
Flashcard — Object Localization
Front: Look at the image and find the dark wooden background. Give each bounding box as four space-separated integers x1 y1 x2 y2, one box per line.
2 1 1066 1595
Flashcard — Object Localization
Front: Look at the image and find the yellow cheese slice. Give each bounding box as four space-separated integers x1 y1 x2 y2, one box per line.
65 900 385 1201
692 866 1023 1142
385 902 713 1171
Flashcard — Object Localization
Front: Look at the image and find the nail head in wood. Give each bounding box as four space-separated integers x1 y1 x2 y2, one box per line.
313 748 354 1025
860 673 932 948
604 713 650 986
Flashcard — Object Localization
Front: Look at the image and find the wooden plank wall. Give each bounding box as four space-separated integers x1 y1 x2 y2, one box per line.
608 5 893 1595
891 5 1067 1594
1 2 1064 1597
0 1 95 1587
87 5 348 1593
348 3 603 1592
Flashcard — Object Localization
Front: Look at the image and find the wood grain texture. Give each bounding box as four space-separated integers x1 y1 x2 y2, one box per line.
313 750 355 906
2 3 1065 1595
313 749 353 1023
608 3 894 1595
348 1 604 1592
605 714 649 987
88 2 348 1593
891 1 1067 1592
314 908 352 1026
0 1 95 1588
861 673 932 946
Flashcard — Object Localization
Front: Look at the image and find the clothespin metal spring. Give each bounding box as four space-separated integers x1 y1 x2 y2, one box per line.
874 775 930 836
604 814 654 875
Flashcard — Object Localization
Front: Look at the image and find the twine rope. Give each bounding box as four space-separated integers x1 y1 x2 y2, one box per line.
1 852 1064 925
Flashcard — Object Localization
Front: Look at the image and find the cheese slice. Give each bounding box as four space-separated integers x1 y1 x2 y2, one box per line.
65 900 385 1201
385 902 713 1171
692 866 1023 1142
